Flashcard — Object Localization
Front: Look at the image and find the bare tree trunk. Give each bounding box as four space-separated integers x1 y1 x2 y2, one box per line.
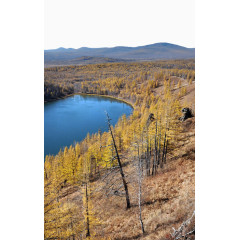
161 127 167 168
152 120 158 175
94 157 97 175
164 139 168 164
141 133 144 175
85 183 90 238
148 142 151 176
146 125 151 176
157 125 161 167
137 145 145 234
106 112 131 209
98 130 102 177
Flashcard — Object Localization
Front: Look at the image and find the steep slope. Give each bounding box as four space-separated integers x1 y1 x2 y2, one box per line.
52 76 195 240
44 60 195 239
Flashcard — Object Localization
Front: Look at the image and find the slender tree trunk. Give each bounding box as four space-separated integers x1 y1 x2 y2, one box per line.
147 142 151 176
146 125 148 175
164 139 168 164
146 125 150 176
157 127 161 167
56 195 60 239
141 132 144 175
85 183 90 238
161 127 167 168
106 112 131 209
152 121 158 175
137 146 145 234
99 130 102 177
145 151 148 176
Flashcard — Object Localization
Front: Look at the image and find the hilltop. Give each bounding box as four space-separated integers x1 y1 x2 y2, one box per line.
44 43 195 66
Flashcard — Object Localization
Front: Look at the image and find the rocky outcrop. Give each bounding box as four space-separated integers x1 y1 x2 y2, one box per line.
179 108 194 121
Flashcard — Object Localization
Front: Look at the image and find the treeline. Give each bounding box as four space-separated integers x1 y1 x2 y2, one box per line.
77 69 194 106
44 60 194 239
44 82 74 102
44 59 195 102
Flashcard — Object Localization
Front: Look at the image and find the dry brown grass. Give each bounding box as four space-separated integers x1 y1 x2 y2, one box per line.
58 80 195 240
62 115 195 239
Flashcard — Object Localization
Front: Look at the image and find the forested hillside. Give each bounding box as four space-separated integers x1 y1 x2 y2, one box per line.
44 59 195 239
44 59 194 102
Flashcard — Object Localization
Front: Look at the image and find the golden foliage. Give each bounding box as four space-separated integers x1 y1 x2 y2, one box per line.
44 59 195 239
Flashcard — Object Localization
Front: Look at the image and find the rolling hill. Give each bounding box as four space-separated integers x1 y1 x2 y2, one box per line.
44 42 195 66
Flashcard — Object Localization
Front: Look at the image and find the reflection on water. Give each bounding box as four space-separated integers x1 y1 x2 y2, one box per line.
44 94 133 158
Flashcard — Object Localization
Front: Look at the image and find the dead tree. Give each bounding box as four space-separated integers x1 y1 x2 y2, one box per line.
145 114 154 176
160 124 168 168
145 123 150 176
85 182 90 238
106 112 131 209
164 139 168 164
137 145 145 234
171 211 195 239
152 120 158 175
157 119 162 167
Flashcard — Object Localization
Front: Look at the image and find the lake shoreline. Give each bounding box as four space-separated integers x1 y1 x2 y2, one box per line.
45 92 135 110
45 93 133 157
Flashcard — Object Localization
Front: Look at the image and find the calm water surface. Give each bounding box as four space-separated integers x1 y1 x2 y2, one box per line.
44 94 133 158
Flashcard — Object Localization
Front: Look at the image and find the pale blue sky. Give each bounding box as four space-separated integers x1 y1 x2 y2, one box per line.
45 0 194 50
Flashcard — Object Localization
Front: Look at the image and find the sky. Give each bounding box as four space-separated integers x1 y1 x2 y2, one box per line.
45 0 194 50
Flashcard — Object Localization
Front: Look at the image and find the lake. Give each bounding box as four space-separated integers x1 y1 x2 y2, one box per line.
44 94 133 158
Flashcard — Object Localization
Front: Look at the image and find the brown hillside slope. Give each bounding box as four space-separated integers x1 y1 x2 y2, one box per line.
60 79 195 240
95 120 194 240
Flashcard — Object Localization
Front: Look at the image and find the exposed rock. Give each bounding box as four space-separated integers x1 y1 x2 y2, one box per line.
179 108 194 121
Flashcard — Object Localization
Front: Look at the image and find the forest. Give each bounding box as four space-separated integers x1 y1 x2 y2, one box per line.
44 59 195 239
44 59 194 102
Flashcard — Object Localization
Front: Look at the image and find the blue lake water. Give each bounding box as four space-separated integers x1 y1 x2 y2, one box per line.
44 94 133 158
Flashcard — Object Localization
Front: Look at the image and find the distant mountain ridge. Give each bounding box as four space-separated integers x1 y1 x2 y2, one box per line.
45 42 195 66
